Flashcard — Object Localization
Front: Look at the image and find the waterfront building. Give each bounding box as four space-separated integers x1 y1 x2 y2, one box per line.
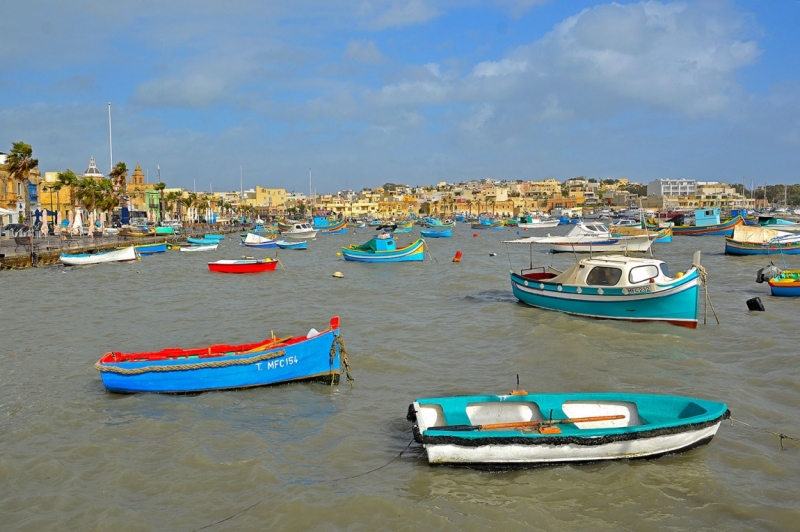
647 178 697 197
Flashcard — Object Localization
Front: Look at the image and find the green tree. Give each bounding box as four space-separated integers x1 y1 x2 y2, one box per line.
154 181 166 222
6 141 39 223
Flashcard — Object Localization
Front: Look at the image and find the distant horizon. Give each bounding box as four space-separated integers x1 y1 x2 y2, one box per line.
2 1 798 191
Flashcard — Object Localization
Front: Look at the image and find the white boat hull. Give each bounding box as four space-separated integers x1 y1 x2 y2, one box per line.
282 230 318 240
549 236 652 253
423 422 721 466
518 219 560 229
60 246 137 266
180 244 218 252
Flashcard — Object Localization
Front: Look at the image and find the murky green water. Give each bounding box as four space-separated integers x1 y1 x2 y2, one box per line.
1 225 798 531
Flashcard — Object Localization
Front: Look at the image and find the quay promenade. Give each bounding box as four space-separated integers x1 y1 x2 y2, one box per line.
0 224 247 270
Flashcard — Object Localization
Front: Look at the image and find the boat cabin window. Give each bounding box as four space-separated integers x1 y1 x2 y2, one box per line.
629 265 660 284
587 267 622 286
660 264 670 277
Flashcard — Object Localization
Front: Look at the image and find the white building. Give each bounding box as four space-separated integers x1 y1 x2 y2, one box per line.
647 179 696 197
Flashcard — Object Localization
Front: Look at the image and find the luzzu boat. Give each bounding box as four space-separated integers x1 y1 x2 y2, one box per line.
408 392 729 469
724 225 800 256
341 234 424 262
507 252 702 328
313 217 348 235
768 270 800 296
669 209 743 236
611 225 672 243
95 317 346 393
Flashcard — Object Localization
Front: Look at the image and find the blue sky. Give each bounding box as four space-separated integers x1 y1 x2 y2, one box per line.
1 0 798 193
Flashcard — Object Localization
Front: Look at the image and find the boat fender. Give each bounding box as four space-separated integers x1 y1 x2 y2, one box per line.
473 233 477 237
509 389 528 395
333 271 344 278
453 251 463 262
676 272 684 278
489 253 497 257
756 264 782 284
746 297 765 312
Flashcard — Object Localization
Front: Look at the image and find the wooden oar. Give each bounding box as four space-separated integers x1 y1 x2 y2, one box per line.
428 414 626 432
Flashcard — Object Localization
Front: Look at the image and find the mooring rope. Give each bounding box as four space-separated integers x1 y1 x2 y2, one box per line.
693 262 720 325
729 417 799 451
330 334 354 388
191 439 419 531
94 350 286 375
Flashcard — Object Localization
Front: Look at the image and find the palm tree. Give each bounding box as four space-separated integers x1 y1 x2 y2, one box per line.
56 169 80 216
154 181 166 223
6 141 39 224
164 191 181 220
96 180 118 227
181 194 195 223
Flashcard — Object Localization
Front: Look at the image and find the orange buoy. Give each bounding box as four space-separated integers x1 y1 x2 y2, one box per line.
453 251 463 262
473 233 478 237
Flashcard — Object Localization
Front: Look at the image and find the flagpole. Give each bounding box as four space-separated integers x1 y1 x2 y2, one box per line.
108 102 113 173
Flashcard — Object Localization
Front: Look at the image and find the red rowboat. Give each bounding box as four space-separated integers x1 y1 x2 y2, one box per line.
208 258 278 273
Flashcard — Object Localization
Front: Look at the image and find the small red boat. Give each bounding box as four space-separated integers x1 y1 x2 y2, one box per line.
208 258 278 273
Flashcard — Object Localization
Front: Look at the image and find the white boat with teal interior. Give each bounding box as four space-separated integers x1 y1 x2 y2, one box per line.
508 252 702 328
61 245 138 266
408 391 729 469
514 222 652 253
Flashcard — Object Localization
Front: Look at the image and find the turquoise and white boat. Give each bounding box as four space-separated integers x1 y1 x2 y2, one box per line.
187 237 217 245
420 228 451 238
408 391 729 468
204 234 225 240
341 234 424 262
276 240 308 250
508 253 702 328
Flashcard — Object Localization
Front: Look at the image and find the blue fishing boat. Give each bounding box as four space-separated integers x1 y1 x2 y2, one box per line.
188 237 217 245
420 228 452 238
471 219 503 230
95 317 347 393
408 392 729 468
313 217 348 234
341 234 424 262
393 221 414 233
768 270 800 296
508 252 702 328
134 242 167 255
276 240 308 250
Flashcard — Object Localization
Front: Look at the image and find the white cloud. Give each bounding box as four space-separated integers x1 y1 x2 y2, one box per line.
472 59 528 78
345 40 385 64
367 0 443 30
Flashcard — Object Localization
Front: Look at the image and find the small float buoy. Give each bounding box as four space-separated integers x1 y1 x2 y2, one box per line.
473 233 478 237
453 251 463 263
137 271 140 274
489 253 497 257
336 252 342 256
333 271 344 278
746 297 765 311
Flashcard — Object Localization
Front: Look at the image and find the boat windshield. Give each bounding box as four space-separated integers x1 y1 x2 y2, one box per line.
587 267 622 286
629 265 660 284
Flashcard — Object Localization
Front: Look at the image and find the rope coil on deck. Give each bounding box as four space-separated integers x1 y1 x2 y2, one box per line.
94 349 286 375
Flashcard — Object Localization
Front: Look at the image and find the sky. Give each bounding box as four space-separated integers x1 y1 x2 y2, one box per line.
1 0 799 194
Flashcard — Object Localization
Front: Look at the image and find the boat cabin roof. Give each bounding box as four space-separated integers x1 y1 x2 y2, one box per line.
548 255 672 288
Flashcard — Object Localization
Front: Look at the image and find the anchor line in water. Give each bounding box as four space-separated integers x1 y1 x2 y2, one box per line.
729 417 799 450
191 439 419 532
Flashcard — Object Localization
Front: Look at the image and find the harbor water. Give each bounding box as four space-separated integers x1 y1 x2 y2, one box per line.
2 226 799 531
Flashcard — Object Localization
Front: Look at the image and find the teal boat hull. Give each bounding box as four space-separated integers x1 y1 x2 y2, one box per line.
510 269 700 327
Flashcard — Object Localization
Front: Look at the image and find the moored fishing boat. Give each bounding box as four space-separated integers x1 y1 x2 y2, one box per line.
208 258 278 273
471 220 503 230
420 228 452 238
281 222 318 240
60 245 138 266
204 234 225 240
133 242 168 255
95 316 347 393
512 222 653 253
341 234 424 262
611 225 673 243
768 270 800 296
276 240 308 250
242 232 278 248
507 252 702 327
408 392 729 468
180 243 218 252
313 217 348 234
188 237 218 245
518 216 560 229
669 209 743 236
724 225 800 256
